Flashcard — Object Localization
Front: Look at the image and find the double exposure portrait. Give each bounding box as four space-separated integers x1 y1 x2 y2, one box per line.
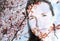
0 0 60 41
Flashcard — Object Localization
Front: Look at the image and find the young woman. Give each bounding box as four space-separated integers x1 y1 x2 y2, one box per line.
26 0 56 41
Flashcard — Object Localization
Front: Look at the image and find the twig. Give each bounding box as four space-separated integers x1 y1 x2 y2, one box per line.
11 13 27 41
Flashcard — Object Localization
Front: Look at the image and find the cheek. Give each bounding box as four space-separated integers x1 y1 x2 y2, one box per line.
38 16 54 28
39 15 54 23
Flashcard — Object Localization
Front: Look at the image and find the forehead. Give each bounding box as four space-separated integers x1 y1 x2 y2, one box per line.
29 2 52 17
32 2 50 13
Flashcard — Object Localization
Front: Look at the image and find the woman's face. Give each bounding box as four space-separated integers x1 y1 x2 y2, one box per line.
27 2 55 38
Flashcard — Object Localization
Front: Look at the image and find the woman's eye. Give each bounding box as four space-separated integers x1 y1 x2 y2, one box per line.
41 13 47 17
42 14 47 17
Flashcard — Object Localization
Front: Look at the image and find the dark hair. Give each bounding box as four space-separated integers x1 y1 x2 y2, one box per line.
26 0 55 41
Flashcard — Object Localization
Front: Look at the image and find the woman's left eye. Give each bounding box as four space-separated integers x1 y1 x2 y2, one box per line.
41 13 47 17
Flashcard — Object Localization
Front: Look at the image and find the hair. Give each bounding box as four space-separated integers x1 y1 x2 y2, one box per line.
25 0 55 41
